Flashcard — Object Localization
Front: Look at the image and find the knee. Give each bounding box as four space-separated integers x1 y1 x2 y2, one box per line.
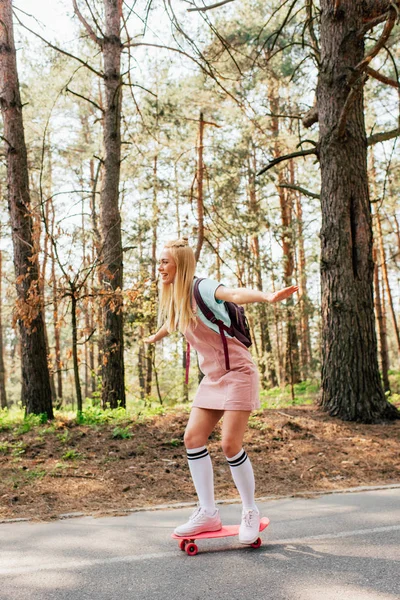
221 437 242 459
184 429 207 450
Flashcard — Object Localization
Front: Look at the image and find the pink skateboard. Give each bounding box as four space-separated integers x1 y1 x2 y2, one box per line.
172 517 270 556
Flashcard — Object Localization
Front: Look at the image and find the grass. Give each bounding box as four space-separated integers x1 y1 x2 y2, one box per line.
111 426 132 439
260 379 319 409
61 449 83 461
1 373 399 436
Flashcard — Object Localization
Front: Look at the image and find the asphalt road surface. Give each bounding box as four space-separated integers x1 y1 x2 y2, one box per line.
1 487 400 600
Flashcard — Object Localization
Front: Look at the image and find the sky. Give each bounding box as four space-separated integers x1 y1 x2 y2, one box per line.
14 0 75 43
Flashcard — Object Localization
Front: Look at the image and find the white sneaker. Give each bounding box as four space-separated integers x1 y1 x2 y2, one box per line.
174 507 222 537
238 508 260 544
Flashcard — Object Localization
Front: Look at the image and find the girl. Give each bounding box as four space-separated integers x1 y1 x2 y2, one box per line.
145 237 298 544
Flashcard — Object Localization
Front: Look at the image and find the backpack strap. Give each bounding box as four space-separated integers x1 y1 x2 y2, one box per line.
185 340 190 385
193 278 231 370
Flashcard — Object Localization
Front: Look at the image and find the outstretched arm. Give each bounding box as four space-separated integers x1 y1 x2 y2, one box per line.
144 323 169 344
215 285 298 305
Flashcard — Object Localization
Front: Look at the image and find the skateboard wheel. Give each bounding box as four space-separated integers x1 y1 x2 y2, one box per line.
251 537 262 549
186 543 198 556
179 539 188 551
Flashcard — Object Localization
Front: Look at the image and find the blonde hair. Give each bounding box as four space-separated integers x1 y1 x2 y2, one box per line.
158 236 197 333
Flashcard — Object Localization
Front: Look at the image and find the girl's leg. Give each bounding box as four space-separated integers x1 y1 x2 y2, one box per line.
221 410 260 543
183 407 223 512
184 407 223 449
174 408 223 536
221 410 256 510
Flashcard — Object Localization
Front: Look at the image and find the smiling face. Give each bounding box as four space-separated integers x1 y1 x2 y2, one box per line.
158 248 177 285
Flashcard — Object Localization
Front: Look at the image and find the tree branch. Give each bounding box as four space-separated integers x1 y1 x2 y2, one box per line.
278 183 320 199
83 0 105 39
355 8 397 73
337 74 368 138
366 66 400 88
367 126 400 145
306 0 321 63
256 148 317 177
187 0 236 12
65 87 104 112
333 0 342 17
362 1 400 20
122 81 157 97
72 0 102 45
302 105 318 128
0 135 13 149
14 15 104 79
358 12 391 37
337 9 398 137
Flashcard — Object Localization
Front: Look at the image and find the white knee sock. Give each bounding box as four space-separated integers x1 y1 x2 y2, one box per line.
186 446 216 514
226 448 258 511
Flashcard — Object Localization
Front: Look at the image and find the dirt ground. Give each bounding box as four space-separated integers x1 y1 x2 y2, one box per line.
1 405 400 522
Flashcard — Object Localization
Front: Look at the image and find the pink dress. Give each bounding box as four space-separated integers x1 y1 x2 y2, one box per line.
184 315 260 411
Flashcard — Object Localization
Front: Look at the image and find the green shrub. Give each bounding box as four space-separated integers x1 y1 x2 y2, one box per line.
164 438 183 447
62 449 82 460
12 442 26 457
25 469 46 481
16 414 45 435
0 442 9 454
76 405 128 426
112 426 132 439
57 430 69 444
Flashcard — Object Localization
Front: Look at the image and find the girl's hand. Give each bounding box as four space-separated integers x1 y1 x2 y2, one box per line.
144 334 157 344
266 285 299 303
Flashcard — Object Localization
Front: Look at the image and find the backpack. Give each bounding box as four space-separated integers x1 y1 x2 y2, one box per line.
185 278 252 383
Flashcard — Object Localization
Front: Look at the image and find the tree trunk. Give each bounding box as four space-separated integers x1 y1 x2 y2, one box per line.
90 158 101 397
138 327 146 401
373 246 390 393
182 338 189 402
71 294 83 413
146 154 158 397
318 1 398 421
375 209 400 357
291 160 313 380
268 77 300 385
0 247 7 409
194 112 205 263
269 255 284 385
0 0 53 418
248 149 277 388
41 192 57 404
50 201 63 403
100 0 125 408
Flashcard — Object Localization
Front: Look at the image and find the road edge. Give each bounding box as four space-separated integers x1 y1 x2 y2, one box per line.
1 482 400 524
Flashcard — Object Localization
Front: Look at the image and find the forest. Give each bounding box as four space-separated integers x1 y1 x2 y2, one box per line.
0 0 399 425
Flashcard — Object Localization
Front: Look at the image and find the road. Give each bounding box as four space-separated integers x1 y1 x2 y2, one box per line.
1 487 399 599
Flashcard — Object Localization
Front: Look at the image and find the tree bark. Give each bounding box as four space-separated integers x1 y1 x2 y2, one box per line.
146 154 158 397
0 246 7 409
100 0 125 408
293 175 313 379
40 190 56 404
248 148 278 388
71 293 83 413
373 246 390 393
375 209 400 357
318 1 398 421
268 77 300 385
138 326 146 401
0 0 53 417
50 201 63 403
195 112 205 263
90 158 101 397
